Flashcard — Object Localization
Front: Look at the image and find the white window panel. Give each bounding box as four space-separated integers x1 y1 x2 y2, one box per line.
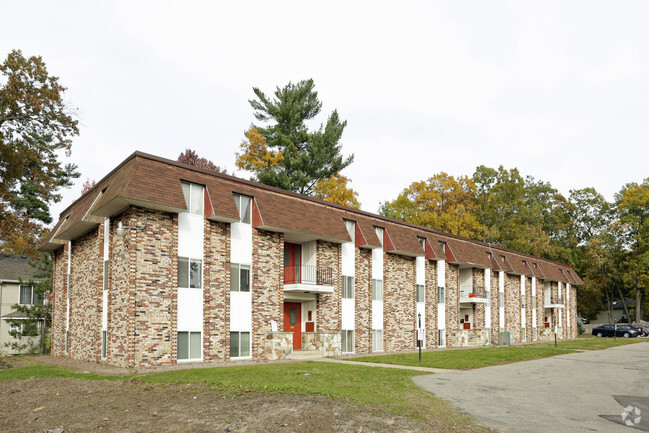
178 213 204 259
416 256 425 285
371 247 383 280
437 260 446 287
178 287 203 331
341 242 355 277
341 298 355 330
231 222 252 264
372 300 383 330
230 291 252 332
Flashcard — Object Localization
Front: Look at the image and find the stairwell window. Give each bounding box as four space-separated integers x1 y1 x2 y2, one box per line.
416 284 425 303
230 264 251 292
178 257 202 288
372 279 383 301
437 286 445 304
234 194 252 224
372 329 383 352
342 276 354 299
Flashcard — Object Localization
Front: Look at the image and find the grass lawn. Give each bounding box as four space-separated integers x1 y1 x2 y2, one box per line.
0 359 486 431
353 346 575 369
353 336 648 369
529 335 648 351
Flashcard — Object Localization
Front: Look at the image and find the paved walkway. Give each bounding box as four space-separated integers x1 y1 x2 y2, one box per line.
413 342 649 432
316 357 445 373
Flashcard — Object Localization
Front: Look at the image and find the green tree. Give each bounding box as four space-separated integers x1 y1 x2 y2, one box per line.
380 173 484 238
239 79 353 195
0 49 80 256
4 254 53 354
615 179 649 321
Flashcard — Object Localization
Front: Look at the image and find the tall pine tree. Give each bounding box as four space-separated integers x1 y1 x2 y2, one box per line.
238 79 354 195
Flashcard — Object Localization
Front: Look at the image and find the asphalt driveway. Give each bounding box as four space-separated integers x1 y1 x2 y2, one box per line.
413 341 649 432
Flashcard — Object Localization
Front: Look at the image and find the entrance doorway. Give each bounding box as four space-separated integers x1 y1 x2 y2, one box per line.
284 302 302 350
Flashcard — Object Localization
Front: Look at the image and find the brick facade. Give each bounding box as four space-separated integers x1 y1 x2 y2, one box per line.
46 153 582 367
252 229 284 359
383 253 416 352
203 220 230 361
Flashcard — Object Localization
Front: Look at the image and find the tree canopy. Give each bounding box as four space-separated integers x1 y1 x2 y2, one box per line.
178 149 226 173
237 79 354 195
0 49 80 256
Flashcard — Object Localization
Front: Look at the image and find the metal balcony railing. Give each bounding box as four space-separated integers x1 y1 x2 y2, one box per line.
284 265 333 286
459 286 486 299
545 296 564 306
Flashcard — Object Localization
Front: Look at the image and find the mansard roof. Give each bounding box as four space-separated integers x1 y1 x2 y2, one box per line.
41 151 583 284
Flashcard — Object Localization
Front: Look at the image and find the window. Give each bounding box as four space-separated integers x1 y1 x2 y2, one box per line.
521 294 526 308
230 331 250 357
178 331 202 360
372 329 383 352
181 182 204 216
439 241 446 253
19 285 41 305
178 257 202 288
532 297 537 310
234 194 252 224
522 328 526 342
416 284 425 303
499 292 505 306
101 330 107 359
533 327 538 340
342 276 354 299
437 286 445 304
230 263 251 292
438 329 445 347
372 279 383 301
486 290 491 306
342 330 354 353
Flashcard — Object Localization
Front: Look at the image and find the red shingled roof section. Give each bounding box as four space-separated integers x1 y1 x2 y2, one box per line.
446 239 493 268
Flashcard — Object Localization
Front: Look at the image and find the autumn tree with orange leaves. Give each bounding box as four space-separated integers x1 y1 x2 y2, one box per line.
0 50 80 256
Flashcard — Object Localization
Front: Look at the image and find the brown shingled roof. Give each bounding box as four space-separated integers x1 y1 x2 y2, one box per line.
40 151 583 285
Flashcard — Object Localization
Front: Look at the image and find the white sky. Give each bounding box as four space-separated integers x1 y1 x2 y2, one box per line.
3 1 649 225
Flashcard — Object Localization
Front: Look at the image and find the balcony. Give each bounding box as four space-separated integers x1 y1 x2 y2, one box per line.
283 265 334 294
459 286 488 304
544 296 565 309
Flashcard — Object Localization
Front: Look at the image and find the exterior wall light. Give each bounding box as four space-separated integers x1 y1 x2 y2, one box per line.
115 213 148 238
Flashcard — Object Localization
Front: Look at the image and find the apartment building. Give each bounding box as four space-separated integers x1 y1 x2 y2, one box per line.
42 152 582 367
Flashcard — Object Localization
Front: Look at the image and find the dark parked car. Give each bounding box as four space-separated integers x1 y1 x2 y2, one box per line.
630 324 649 336
592 324 639 338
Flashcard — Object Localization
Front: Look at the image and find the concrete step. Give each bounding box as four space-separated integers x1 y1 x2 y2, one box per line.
292 350 324 360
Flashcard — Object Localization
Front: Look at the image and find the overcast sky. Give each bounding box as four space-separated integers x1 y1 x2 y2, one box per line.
3 1 649 225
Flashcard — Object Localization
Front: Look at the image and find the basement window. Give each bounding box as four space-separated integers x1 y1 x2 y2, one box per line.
342 330 354 353
178 331 201 360
230 331 250 358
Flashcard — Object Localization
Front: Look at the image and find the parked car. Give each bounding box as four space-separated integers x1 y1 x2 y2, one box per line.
631 324 649 336
592 324 639 338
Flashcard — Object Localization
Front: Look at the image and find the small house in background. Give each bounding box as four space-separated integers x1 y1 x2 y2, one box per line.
0 254 43 355
591 298 635 325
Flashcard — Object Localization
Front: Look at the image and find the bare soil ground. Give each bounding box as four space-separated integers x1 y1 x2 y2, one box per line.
0 357 461 433
1 378 439 433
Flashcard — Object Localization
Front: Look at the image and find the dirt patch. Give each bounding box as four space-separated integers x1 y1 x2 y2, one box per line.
0 378 437 433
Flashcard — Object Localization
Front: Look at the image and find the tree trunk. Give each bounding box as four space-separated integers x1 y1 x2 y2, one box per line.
617 283 632 324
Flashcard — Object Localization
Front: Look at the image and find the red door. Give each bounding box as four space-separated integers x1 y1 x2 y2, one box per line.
284 243 301 284
284 302 302 350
